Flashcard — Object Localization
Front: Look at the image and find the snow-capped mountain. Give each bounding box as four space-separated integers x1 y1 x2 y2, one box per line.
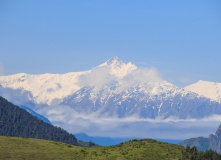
185 80 221 103
98 56 137 78
0 57 136 105
0 57 221 120
0 70 88 105
61 83 221 119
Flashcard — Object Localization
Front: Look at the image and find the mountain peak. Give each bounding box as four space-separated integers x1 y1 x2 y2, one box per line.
98 57 137 78
99 56 124 68
106 56 122 64
185 80 221 103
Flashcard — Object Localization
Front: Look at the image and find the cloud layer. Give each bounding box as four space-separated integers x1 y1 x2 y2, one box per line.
37 104 220 140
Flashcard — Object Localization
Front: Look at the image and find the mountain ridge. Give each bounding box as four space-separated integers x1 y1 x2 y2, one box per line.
0 57 136 105
179 124 221 153
185 80 221 103
19 105 52 124
0 57 221 121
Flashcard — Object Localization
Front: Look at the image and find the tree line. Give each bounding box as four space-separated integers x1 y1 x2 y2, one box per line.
181 145 221 160
0 96 78 146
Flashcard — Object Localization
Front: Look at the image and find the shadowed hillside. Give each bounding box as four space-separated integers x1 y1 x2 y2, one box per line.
0 96 78 146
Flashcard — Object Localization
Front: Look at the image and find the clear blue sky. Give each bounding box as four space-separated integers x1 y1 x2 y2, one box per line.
0 0 221 87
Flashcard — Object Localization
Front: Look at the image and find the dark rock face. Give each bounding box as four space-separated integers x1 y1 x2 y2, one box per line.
179 124 221 153
214 125 221 153
215 125 221 137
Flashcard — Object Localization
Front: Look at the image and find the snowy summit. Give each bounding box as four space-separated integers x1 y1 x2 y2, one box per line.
0 57 221 120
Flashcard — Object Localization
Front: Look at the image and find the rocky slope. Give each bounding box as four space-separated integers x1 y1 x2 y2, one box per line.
179 124 221 153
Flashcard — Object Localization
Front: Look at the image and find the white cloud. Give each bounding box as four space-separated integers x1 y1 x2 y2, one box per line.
77 65 162 93
120 67 161 86
78 66 115 90
38 104 221 140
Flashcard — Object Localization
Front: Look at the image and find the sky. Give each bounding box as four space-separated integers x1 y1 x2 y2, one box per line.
0 0 221 87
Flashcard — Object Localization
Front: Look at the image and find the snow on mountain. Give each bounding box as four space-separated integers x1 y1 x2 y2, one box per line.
0 56 137 105
1 57 221 120
185 80 221 103
0 71 88 105
98 56 137 78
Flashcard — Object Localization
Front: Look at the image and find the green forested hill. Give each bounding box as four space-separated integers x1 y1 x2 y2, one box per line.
0 136 185 160
0 96 78 146
2 136 220 160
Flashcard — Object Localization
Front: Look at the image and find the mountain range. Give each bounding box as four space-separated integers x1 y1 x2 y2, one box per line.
0 94 220 158
0 56 221 122
74 132 182 146
179 124 221 154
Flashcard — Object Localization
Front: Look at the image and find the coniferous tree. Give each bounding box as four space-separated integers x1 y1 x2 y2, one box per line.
0 96 78 146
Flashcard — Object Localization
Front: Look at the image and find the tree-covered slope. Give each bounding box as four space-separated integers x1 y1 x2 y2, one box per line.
1 136 220 160
0 136 184 160
19 105 52 124
0 96 78 146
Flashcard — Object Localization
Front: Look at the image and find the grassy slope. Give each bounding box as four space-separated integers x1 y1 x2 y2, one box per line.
0 136 184 160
